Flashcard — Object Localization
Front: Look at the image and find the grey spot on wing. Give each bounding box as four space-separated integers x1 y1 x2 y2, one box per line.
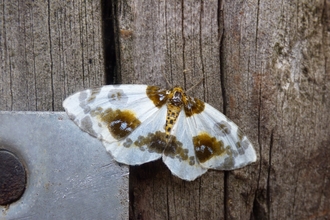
108 89 128 105
222 145 237 168
90 107 103 117
80 116 97 137
189 156 196 166
79 92 89 109
83 105 91 114
237 129 244 140
227 147 238 158
92 87 102 93
66 112 76 120
236 138 251 155
232 149 239 157
241 139 250 149
79 91 88 102
222 155 235 169
236 142 245 155
214 121 232 136
88 88 102 103
123 138 133 148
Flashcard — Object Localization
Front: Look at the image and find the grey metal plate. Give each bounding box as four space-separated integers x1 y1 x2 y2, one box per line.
0 112 128 220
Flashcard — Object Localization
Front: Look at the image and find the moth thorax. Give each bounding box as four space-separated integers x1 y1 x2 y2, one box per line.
170 91 183 107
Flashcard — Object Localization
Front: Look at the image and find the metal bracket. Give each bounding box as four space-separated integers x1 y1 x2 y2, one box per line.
0 112 128 219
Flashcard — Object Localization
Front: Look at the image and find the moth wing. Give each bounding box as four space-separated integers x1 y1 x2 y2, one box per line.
186 103 257 170
162 110 208 181
102 104 168 165
63 84 167 165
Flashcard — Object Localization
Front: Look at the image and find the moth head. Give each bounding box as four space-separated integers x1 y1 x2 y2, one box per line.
168 86 186 106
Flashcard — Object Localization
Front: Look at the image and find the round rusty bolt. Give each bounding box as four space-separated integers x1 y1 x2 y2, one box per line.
0 149 27 205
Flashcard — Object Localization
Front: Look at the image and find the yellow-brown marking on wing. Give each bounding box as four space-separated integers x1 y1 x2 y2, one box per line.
163 135 189 161
100 108 141 140
183 96 205 117
193 132 226 163
134 131 167 153
133 131 188 162
146 86 168 108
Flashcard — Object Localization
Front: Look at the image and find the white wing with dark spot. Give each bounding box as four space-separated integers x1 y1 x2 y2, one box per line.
63 85 167 165
162 109 208 181
64 84 257 181
187 103 256 170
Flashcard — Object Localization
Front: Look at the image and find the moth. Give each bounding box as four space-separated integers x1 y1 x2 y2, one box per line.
63 85 256 181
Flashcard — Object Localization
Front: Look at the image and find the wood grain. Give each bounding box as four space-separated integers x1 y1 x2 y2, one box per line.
1 0 330 219
116 0 330 219
116 1 225 219
0 1 104 111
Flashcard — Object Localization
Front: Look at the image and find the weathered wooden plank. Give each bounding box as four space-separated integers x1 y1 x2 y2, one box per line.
221 0 260 219
223 0 330 219
116 0 330 219
117 1 226 219
1 0 330 219
0 1 104 111
257 1 330 219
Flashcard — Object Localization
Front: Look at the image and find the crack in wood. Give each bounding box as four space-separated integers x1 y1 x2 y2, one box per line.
267 129 274 219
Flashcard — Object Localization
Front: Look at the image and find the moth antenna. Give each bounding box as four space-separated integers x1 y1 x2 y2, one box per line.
186 77 204 93
162 72 173 88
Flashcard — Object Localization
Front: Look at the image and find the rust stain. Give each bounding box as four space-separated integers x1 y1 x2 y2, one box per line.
120 29 133 39
308 209 330 219
234 74 241 84
229 95 236 110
